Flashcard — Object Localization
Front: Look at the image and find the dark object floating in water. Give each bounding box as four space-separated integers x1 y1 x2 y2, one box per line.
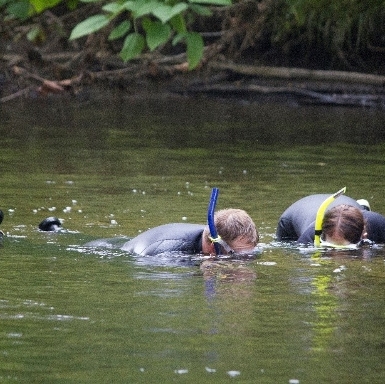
39 217 62 232
0 209 3 237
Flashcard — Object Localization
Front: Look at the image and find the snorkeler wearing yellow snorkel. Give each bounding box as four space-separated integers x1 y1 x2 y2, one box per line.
276 188 385 247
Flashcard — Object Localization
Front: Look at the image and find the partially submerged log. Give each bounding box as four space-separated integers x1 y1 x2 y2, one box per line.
208 61 385 87
183 82 385 108
176 61 385 108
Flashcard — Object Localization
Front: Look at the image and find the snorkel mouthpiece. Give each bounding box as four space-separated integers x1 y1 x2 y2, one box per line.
314 187 346 247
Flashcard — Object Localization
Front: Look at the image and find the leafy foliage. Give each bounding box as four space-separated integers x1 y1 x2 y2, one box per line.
30 0 62 13
277 0 385 62
2 0 384 71
67 0 231 68
1 0 231 69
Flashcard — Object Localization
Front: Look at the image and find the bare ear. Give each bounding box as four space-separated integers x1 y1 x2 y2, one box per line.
202 237 216 255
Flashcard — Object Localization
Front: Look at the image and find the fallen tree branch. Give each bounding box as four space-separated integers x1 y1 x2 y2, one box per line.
6 66 83 98
209 61 385 87
184 83 385 108
0 87 33 103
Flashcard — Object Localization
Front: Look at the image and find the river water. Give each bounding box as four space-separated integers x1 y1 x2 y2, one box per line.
0 91 385 383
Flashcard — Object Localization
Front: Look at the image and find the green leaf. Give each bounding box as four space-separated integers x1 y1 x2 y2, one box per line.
121 0 135 11
142 18 171 51
185 32 203 69
67 0 79 11
131 0 159 18
188 3 212 16
6 0 31 19
189 0 231 5
69 14 110 40
152 2 188 23
102 2 124 14
108 20 131 40
30 0 61 13
169 13 187 34
172 32 185 46
120 33 145 62
27 25 44 42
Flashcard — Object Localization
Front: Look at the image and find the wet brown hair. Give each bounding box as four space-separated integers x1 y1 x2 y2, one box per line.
203 208 259 246
322 204 365 244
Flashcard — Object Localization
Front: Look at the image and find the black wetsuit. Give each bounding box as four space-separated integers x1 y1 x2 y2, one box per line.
276 194 385 244
85 223 206 256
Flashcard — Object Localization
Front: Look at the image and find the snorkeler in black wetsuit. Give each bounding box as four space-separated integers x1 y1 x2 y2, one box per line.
39 208 259 257
276 193 385 244
86 208 258 256
87 223 206 255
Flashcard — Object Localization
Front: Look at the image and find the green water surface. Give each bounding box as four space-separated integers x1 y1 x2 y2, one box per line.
0 93 385 383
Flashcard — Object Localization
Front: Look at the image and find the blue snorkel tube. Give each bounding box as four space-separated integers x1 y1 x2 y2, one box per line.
207 187 221 255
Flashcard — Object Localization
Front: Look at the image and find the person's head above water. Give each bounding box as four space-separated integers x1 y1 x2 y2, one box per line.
202 208 259 255
321 204 366 246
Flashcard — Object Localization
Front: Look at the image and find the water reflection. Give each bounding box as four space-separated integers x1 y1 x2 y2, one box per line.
3 94 385 150
1 94 385 382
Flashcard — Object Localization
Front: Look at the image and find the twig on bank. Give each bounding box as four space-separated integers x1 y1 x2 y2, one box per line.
8 66 83 97
0 87 33 103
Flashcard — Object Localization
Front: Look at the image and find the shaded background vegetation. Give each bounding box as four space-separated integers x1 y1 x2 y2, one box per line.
1 0 385 96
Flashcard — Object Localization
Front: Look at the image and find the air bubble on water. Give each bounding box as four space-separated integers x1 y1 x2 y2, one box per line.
256 261 277 266
333 265 346 273
7 333 22 338
227 371 240 377
174 369 188 374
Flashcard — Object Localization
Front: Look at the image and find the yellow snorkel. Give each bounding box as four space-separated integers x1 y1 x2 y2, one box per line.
314 187 346 247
